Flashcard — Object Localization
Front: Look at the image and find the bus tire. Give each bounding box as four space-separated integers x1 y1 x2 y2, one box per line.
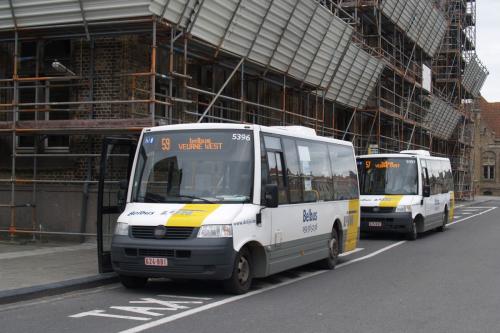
437 208 448 232
223 247 252 294
407 218 418 241
119 275 148 289
318 227 339 270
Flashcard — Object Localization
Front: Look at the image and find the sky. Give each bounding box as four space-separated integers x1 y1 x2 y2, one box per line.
476 0 500 102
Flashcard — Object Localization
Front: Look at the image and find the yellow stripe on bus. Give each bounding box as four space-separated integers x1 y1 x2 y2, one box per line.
449 191 455 223
379 195 404 208
345 199 360 252
166 204 221 227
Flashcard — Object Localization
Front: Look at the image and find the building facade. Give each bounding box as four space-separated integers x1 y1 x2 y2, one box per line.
473 98 500 196
0 0 488 238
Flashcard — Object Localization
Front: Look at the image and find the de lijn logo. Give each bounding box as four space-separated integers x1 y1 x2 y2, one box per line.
303 209 318 223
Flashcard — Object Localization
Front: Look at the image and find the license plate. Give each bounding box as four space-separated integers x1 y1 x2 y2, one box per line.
144 257 168 267
368 221 382 227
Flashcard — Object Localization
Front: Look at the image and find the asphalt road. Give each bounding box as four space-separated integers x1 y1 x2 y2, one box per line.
1 200 499 333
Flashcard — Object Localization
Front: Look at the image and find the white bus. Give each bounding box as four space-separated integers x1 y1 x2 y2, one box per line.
356 150 454 240
111 123 360 294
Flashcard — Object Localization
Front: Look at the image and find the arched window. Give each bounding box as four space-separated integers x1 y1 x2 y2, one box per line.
482 152 496 180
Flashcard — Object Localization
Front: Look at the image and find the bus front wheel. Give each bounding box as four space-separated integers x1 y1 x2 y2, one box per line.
119 275 148 289
407 219 418 241
223 247 253 294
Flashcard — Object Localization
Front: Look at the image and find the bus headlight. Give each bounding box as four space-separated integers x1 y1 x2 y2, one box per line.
395 205 412 213
114 222 129 236
198 225 233 238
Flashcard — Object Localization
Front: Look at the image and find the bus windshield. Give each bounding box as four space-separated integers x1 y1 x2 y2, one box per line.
131 130 254 203
357 157 418 195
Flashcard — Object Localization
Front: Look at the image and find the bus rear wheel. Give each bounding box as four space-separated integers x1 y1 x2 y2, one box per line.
223 247 252 294
318 228 339 270
119 275 148 289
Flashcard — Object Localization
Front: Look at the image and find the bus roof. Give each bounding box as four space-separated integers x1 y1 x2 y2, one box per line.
357 153 450 162
143 123 353 147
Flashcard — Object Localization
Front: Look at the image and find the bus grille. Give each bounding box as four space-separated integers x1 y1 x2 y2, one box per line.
124 248 191 258
130 226 195 239
361 207 395 213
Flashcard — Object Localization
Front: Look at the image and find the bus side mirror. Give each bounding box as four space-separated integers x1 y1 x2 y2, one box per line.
264 184 279 208
423 185 431 198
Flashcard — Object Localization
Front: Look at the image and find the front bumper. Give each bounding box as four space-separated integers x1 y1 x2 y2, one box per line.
111 235 236 280
360 212 413 233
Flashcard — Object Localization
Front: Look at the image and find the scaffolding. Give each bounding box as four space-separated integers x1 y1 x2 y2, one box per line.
0 0 488 238
338 0 486 200
431 0 487 199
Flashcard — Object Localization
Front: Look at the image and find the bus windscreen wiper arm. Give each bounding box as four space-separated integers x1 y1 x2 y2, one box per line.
173 195 215 204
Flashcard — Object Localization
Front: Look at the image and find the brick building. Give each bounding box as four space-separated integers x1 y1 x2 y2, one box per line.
473 98 500 196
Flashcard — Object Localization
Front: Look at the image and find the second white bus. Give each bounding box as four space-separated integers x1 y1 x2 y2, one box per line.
356 150 454 240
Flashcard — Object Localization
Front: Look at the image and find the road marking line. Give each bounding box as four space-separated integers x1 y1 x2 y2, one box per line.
337 241 406 269
448 207 497 226
157 295 212 301
461 212 472 215
70 310 150 321
118 242 406 333
455 204 464 208
465 206 494 209
339 247 364 257
453 215 462 218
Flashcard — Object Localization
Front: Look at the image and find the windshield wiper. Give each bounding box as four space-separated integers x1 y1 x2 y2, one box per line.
215 195 250 201
172 195 215 204
143 192 166 203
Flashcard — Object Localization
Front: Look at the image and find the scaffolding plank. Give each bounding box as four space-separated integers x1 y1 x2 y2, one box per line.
380 0 446 57
463 55 489 97
424 95 461 139
2 0 151 28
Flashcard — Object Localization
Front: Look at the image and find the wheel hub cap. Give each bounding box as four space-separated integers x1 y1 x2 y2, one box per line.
329 238 338 258
237 256 249 284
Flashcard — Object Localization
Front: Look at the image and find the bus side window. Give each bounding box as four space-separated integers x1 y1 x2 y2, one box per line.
421 160 429 189
423 167 429 187
429 161 437 194
309 142 333 201
296 141 332 202
441 161 451 193
329 144 358 200
446 161 454 192
429 160 442 195
283 138 303 203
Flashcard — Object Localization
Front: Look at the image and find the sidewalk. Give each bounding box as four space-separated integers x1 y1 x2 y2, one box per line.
0 241 117 304
458 195 499 205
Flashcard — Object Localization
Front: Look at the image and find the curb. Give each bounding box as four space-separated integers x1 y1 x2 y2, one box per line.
0 273 119 305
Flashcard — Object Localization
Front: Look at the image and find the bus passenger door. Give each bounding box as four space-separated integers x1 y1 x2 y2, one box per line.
97 137 137 273
266 150 288 248
421 160 433 222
